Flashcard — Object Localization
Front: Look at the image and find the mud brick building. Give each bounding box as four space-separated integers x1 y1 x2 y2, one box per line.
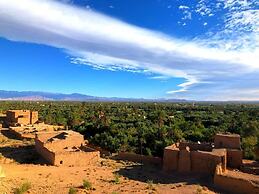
6 110 38 126
35 130 100 166
163 133 259 194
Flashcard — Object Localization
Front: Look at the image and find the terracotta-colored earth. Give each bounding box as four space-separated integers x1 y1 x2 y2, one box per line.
0 129 222 194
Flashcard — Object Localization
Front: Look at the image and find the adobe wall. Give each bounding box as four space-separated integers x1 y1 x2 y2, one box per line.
35 138 55 164
17 117 30 126
54 150 100 166
86 144 111 156
6 111 16 124
30 111 38 124
214 170 259 194
191 150 225 175
36 131 84 152
6 110 38 126
117 152 162 166
163 144 227 175
241 160 259 175
214 134 241 149
178 148 191 172
227 149 243 168
179 142 212 151
163 145 179 171
45 135 84 152
9 127 36 139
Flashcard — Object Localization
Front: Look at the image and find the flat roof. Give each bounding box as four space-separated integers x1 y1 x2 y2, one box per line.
215 133 240 138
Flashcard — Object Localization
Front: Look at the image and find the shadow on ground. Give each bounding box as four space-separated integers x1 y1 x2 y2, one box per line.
116 164 228 193
0 129 21 140
0 129 48 165
0 145 48 165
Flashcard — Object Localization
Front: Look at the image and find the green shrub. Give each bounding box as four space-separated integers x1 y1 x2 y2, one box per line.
82 179 92 190
14 182 31 194
113 173 120 184
68 187 77 194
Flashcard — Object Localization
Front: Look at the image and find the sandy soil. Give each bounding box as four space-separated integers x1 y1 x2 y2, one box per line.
0 129 221 194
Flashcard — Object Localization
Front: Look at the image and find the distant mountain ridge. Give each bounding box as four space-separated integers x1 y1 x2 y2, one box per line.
0 90 187 102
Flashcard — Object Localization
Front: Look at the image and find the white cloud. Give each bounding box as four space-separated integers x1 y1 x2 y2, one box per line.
0 0 258 100
179 5 189 10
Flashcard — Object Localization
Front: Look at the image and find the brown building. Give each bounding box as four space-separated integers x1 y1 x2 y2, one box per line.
163 142 227 175
215 133 243 168
163 133 259 193
214 133 241 149
9 123 64 139
35 131 100 166
163 133 243 175
6 110 38 126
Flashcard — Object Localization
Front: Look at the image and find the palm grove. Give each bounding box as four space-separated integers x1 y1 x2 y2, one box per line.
0 101 258 160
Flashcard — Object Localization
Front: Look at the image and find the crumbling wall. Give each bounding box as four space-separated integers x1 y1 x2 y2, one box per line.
227 149 243 168
117 152 162 166
6 110 38 126
30 111 38 124
36 131 84 152
6 111 16 124
45 134 84 151
35 138 55 164
214 168 259 194
178 147 191 172
54 150 100 166
241 161 259 175
163 146 179 171
214 134 241 149
191 151 224 175
179 142 212 151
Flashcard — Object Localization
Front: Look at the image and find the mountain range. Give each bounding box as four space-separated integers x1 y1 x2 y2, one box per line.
0 90 186 102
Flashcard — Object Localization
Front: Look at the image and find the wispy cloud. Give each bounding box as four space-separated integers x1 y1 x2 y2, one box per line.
0 0 258 100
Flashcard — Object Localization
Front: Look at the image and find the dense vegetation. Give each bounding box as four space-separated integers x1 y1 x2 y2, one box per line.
0 101 258 160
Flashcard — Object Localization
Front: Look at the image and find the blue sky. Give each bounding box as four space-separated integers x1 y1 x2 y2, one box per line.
0 0 258 100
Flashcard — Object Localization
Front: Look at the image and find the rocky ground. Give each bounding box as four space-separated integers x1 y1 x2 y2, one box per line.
0 128 223 194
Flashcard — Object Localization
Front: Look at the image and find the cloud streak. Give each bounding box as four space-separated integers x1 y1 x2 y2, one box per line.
0 0 258 100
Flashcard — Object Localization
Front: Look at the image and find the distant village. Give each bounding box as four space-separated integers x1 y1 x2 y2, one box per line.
0 110 259 194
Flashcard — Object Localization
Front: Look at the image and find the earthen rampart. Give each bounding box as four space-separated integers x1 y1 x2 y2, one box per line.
117 152 162 166
214 165 259 194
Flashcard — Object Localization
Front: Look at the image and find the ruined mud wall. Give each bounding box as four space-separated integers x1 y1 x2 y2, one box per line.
30 111 38 124
179 142 212 151
241 161 259 175
178 149 191 172
227 149 243 168
214 172 259 194
191 151 223 175
54 150 100 166
214 134 241 149
35 138 55 164
85 144 111 156
45 135 84 151
163 148 179 171
117 152 162 166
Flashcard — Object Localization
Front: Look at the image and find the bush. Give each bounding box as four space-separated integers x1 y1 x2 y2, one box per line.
14 182 31 194
113 173 120 184
82 179 92 190
68 187 77 194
